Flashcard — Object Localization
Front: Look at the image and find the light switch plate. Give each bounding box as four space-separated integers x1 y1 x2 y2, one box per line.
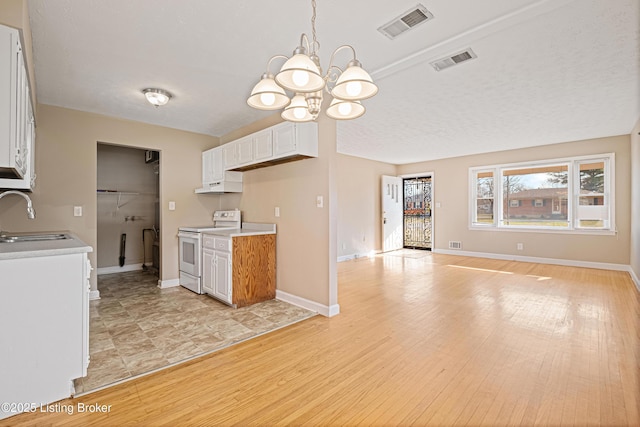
169 201 176 211
275 207 280 217
316 195 323 208
73 206 82 217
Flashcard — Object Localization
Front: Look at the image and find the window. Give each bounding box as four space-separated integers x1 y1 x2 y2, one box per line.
474 171 494 224
469 153 614 233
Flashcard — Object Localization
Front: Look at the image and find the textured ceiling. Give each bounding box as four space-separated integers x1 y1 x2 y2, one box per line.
27 0 640 164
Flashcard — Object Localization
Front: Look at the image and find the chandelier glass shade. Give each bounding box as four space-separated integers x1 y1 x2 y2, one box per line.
281 94 315 122
246 0 377 121
247 72 290 110
326 98 365 120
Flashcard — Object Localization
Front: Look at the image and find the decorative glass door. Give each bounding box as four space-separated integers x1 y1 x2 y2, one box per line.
403 176 432 249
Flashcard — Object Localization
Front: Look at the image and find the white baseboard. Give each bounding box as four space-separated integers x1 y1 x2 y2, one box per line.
433 248 630 272
629 267 640 293
158 278 180 289
276 289 340 317
97 263 144 275
89 290 100 300
337 251 377 263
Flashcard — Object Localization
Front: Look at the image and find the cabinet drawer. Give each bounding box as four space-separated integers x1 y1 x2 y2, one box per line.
214 237 231 252
202 235 216 249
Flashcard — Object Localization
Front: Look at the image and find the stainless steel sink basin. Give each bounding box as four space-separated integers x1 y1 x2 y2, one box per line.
0 233 71 243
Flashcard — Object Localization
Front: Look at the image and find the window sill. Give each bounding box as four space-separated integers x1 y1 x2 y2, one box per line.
469 225 616 236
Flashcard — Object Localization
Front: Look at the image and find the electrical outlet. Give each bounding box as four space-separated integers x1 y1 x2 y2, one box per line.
517 243 523 251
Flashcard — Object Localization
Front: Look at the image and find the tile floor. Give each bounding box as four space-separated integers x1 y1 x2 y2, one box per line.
74 270 315 394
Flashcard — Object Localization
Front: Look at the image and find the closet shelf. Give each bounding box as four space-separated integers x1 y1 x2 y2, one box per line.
97 190 140 209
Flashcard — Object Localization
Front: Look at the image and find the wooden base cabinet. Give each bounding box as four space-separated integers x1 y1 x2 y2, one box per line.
202 234 276 308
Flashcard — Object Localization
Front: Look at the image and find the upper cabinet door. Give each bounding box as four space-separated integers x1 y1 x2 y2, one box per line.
223 142 238 169
237 136 254 165
254 130 273 161
202 146 223 185
0 23 36 189
273 123 296 156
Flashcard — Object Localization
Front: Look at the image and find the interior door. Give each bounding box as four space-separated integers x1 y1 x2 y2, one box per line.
381 175 403 252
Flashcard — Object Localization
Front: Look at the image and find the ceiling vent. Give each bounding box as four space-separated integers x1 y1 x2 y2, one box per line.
378 4 434 39
430 48 477 71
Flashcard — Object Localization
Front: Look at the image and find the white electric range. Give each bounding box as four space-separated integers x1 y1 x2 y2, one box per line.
177 209 241 294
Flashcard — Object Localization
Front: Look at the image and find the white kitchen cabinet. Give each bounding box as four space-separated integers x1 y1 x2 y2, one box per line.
202 146 223 185
213 249 232 304
0 24 35 190
202 235 232 304
273 122 297 156
234 130 272 167
197 146 243 193
254 130 273 161
236 136 254 165
0 249 91 420
202 247 214 295
222 142 238 169
226 122 318 172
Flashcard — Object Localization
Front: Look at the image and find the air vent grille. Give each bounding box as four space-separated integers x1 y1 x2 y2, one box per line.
378 4 434 40
430 48 477 71
448 241 462 250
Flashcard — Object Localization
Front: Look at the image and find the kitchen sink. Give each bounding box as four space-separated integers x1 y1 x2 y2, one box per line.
0 233 71 243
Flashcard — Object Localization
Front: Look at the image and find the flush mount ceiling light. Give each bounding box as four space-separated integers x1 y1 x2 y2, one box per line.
142 88 172 107
247 0 378 122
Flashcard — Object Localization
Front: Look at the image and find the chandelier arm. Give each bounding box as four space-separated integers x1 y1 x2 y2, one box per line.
326 45 357 75
323 65 344 92
266 55 289 74
299 33 311 53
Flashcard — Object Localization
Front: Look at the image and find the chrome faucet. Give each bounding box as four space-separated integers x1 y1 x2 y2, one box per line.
0 190 36 219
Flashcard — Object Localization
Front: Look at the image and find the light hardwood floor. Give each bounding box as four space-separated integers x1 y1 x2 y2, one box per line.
7 251 639 426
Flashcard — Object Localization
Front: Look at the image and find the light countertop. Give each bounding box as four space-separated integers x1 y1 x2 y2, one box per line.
0 232 93 260
202 222 276 237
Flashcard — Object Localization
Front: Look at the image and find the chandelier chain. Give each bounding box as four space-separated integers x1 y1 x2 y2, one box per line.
311 0 319 55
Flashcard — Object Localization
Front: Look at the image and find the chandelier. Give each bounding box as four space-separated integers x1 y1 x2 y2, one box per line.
247 0 378 122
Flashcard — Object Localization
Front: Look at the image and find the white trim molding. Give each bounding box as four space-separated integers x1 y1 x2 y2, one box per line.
276 289 340 317
630 268 640 293
435 248 631 272
158 278 180 289
337 251 377 263
97 263 144 275
89 290 100 300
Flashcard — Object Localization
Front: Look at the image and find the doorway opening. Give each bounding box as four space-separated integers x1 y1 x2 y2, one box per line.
403 176 432 250
96 144 160 276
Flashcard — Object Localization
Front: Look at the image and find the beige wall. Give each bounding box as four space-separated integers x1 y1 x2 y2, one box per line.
336 154 397 258
631 118 640 286
397 135 631 266
0 105 219 291
218 114 339 311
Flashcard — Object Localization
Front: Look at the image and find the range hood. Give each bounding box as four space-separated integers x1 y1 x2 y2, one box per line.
195 171 243 194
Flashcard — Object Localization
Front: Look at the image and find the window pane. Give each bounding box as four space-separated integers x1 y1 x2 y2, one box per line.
502 165 569 227
475 172 494 224
577 161 607 228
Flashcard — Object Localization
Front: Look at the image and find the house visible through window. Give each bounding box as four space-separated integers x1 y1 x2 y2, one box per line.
469 153 614 233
